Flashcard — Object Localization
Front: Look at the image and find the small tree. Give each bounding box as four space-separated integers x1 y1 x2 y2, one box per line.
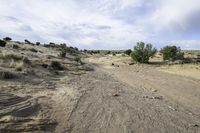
36 42 40 46
3 37 12 41
124 49 132 55
24 39 31 44
59 49 66 58
160 46 184 61
60 43 66 48
131 42 157 63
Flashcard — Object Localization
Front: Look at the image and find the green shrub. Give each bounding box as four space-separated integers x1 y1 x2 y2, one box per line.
0 40 6 47
106 51 111 55
50 61 64 70
66 47 74 54
75 57 82 64
59 49 66 58
60 43 66 48
36 42 40 46
124 49 132 55
13 44 19 49
131 42 157 63
182 58 193 64
160 46 184 61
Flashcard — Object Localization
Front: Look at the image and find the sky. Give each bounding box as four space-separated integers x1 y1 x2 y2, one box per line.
0 0 200 50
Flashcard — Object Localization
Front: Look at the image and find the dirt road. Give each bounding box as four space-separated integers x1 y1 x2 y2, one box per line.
1 55 200 133
51 61 200 132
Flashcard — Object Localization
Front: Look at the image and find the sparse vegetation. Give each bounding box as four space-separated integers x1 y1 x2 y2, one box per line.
131 42 157 63
1 52 22 60
0 38 200 133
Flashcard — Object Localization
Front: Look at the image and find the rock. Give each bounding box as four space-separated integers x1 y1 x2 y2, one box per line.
151 89 158 92
193 124 199 127
113 93 120 97
129 62 135 65
168 106 176 111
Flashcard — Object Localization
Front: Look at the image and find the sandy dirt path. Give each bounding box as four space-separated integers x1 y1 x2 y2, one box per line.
51 63 200 133
101 65 200 116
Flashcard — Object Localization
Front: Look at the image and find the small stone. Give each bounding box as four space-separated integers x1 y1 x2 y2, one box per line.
193 124 199 127
152 89 158 92
113 93 119 97
168 106 176 111
129 62 135 65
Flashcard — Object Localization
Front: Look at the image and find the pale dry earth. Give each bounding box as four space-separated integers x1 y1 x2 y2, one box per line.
1 50 200 133
51 55 200 133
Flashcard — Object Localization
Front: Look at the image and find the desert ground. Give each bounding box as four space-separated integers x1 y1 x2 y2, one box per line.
0 41 200 133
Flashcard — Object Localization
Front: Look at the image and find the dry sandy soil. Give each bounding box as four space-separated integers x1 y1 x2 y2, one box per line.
1 43 200 133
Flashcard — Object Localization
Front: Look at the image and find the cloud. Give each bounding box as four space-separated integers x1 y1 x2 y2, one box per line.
0 0 199 49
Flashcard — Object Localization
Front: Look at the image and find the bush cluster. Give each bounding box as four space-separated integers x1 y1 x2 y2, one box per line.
50 61 64 70
124 49 132 55
131 42 157 63
160 46 184 61
3 37 12 41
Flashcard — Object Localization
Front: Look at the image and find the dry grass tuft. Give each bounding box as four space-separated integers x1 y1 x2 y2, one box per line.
15 62 23 71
